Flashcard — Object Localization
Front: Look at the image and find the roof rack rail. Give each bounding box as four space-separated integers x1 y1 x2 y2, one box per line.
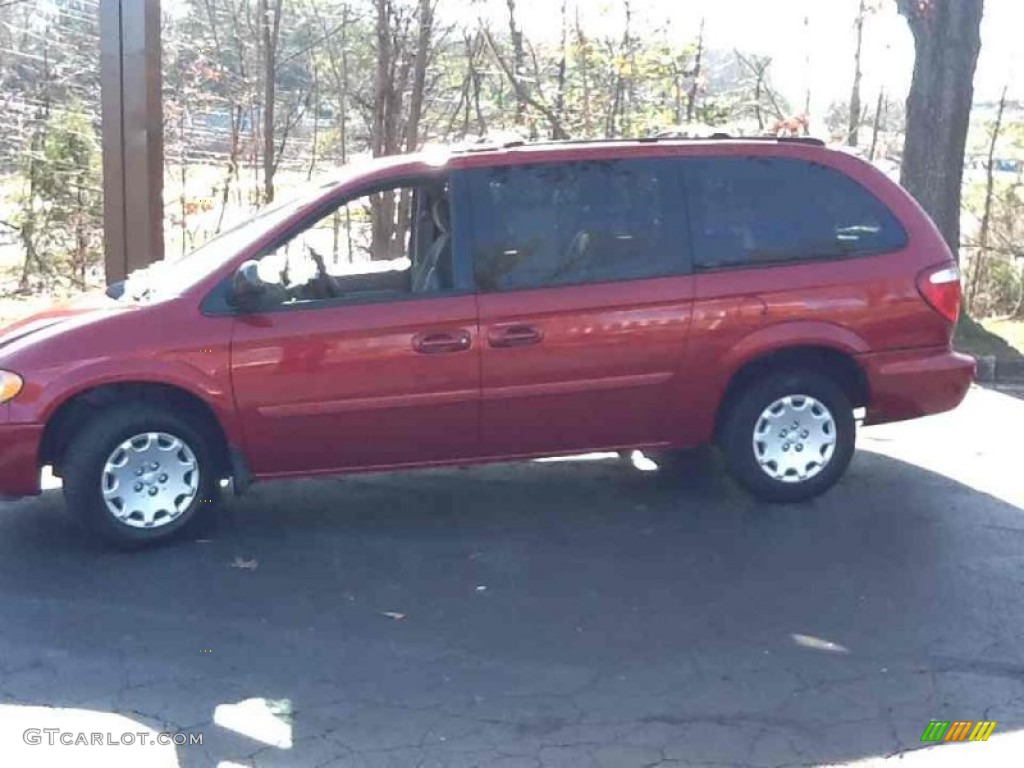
448 133 826 153
657 130 825 146
732 134 826 147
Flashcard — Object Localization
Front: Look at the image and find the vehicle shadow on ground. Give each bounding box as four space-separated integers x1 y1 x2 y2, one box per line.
0 447 1022 766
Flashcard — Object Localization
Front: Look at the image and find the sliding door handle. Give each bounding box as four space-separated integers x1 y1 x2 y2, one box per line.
488 324 544 348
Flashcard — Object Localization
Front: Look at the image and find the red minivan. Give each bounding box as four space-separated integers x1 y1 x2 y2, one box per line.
0 137 975 546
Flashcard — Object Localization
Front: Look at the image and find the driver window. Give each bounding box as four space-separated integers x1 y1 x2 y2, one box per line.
255 180 453 306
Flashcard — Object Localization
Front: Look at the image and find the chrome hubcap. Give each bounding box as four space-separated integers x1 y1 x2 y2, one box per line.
752 395 837 484
101 432 199 529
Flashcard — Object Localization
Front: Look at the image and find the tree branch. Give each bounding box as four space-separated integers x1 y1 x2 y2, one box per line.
481 26 568 139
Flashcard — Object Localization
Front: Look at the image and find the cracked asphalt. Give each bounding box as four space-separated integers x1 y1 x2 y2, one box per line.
0 386 1022 767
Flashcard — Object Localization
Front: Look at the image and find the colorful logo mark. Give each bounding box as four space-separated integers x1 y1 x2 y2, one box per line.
920 720 996 742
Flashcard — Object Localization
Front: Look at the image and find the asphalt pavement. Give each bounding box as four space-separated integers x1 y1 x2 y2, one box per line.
0 386 1022 767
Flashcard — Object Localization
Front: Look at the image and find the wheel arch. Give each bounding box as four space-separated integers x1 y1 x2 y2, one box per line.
40 382 233 478
713 345 868 439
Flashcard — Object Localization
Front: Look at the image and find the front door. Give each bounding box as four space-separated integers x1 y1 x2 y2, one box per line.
229 179 480 476
463 157 694 457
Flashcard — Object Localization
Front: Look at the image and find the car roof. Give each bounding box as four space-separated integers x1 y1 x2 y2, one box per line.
326 134 849 192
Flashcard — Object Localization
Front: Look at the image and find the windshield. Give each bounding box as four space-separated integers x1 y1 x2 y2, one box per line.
120 180 342 303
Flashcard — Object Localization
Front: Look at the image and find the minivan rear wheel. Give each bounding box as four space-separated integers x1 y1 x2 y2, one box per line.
719 372 855 502
63 403 221 548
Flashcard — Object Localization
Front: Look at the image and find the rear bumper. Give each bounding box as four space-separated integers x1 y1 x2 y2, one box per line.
0 423 43 499
859 347 975 426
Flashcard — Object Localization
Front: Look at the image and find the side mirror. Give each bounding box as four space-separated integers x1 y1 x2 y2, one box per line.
229 260 267 308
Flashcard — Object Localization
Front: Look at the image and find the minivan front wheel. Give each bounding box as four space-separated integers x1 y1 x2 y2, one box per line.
63 404 221 547
719 373 855 502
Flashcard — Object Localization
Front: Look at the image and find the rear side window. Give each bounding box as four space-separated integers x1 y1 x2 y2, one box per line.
467 159 683 292
685 156 908 270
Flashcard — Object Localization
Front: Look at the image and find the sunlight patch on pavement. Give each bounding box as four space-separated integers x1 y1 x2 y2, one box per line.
792 633 850 654
40 465 61 490
629 450 660 472
858 388 1024 509
533 452 620 464
829 728 1024 766
213 697 293 749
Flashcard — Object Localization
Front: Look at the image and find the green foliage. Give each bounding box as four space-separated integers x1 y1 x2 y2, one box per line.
15 107 103 289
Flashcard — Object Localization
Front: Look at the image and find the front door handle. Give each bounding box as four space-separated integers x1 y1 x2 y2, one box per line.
488 324 544 348
413 330 472 355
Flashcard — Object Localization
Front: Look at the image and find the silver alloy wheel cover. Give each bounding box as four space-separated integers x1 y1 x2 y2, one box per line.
752 394 837 484
101 432 200 529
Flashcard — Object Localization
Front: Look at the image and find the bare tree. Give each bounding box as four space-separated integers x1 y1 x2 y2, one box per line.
735 51 785 131
607 0 635 137
259 0 285 203
447 30 486 138
967 84 1008 309
482 26 569 139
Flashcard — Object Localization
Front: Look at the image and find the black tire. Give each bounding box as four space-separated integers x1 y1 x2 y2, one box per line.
718 372 855 503
62 403 222 548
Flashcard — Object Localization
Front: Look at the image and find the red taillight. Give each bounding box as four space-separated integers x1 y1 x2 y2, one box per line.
917 264 962 324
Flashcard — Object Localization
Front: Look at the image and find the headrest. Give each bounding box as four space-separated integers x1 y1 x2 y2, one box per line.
431 197 450 236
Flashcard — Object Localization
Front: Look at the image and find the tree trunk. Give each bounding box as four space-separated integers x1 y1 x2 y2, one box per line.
752 68 764 131
848 0 866 146
371 0 399 258
405 0 433 153
802 15 811 118
260 0 283 204
896 0 985 260
470 33 487 135
554 0 568 126
307 61 319 181
868 88 885 161
216 104 241 233
622 0 635 136
505 0 526 126
372 0 390 159
576 9 591 136
179 105 188 257
967 84 1008 311
685 18 704 125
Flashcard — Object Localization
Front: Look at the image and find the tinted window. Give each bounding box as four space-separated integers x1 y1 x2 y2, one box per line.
685 157 907 270
468 159 682 291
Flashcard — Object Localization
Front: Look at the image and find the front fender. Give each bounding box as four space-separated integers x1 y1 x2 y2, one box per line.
8 352 244 448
